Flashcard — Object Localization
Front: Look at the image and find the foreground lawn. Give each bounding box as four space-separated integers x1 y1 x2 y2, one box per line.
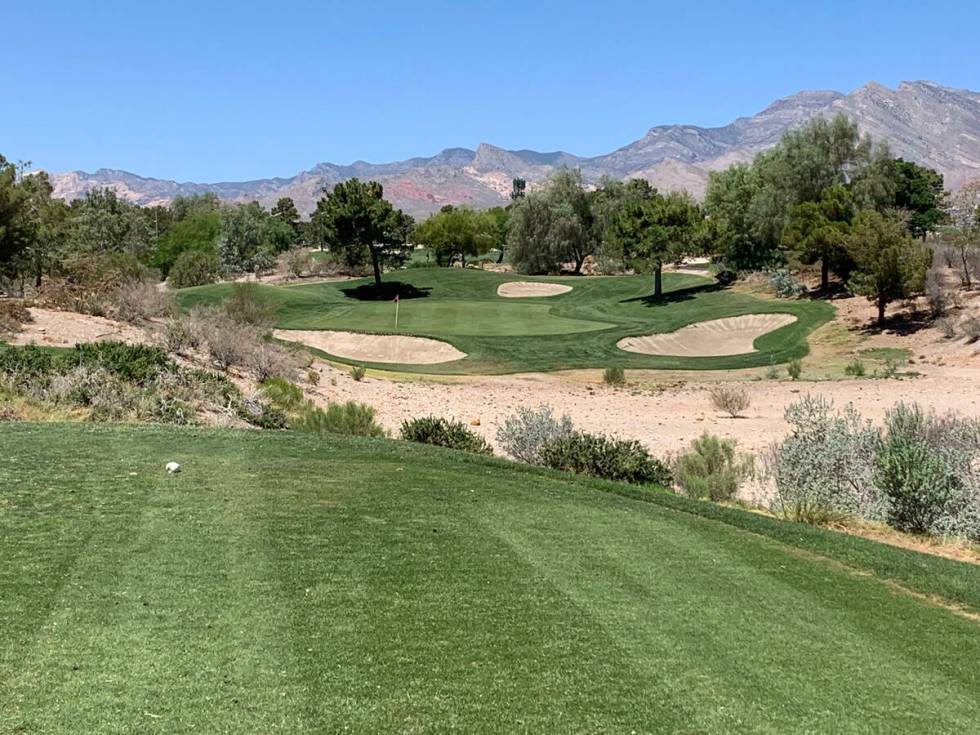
178 269 834 373
1 423 977 733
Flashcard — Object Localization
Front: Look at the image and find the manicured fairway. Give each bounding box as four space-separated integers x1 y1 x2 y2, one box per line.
178 269 834 373
2 423 978 733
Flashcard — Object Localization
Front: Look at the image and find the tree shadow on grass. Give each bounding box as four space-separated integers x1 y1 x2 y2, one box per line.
620 281 726 307
340 281 433 301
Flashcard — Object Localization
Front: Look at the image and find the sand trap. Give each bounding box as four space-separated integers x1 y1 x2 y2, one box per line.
497 281 573 298
617 314 798 357
274 330 466 365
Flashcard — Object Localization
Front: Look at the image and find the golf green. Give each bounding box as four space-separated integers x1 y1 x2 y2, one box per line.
178 268 835 373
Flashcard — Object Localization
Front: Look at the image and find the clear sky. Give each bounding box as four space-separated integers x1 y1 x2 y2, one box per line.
3 0 978 182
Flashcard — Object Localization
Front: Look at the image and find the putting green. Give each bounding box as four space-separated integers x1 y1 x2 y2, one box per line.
177 268 835 374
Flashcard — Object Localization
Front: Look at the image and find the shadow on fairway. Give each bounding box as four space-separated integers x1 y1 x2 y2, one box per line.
621 281 726 306
340 281 433 301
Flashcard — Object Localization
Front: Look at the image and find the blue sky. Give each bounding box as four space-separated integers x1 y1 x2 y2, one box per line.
3 0 978 181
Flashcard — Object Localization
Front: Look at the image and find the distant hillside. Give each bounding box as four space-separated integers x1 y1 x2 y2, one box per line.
49 81 980 217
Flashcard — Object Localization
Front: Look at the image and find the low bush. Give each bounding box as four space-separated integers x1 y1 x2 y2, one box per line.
61 342 171 384
936 317 957 339
258 377 306 413
602 366 625 386
787 359 803 381
36 252 157 316
400 416 492 454
844 359 866 377
496 405 574 465
769 269 806 298
539 430 672 486
924 268 951 317
962 317 980 344
673 433 753 501
223 283 278 327
350 364 366 381
0 299 32 335
168 250 221 289
277 249 314 280
244 341 299 382
112 280 174 323
292 400 386 437
708 384 750 417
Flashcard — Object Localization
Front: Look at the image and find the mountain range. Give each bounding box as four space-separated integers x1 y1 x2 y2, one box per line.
48 80 980 218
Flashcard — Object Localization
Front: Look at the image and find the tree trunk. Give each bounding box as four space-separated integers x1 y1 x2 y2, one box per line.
877 298 886 327
34 250 43 289
654 264 663 299
961 248 972 289
496 248 504 264
370 248 382 286
821 259 829 292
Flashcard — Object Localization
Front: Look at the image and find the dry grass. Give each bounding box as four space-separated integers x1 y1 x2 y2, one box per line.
708 384 750 418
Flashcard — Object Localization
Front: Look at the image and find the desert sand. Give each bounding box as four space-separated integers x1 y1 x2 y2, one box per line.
618 313 798 357
274 329 466 365
497 282 573 298
10 308 146 347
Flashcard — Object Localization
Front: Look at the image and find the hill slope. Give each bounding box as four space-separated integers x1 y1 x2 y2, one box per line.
2 423 978 733
48 80 980 216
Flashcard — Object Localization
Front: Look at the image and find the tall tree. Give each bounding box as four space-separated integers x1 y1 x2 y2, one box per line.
0 155 29 279
887 159 947 239
609 190 703 298
413 206 494 267
310 179 412 286
846 210 931 327
65 188 152 257
510 177 526 201
271 196 302 239
781 185 854 290
16 171 68 288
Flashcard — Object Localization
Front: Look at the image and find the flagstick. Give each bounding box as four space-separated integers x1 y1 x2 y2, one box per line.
395 296 399 329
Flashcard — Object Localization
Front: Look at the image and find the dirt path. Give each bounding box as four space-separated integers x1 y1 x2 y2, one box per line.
9 308 148 347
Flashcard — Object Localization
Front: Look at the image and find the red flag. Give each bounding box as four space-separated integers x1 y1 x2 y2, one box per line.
393 294 399 303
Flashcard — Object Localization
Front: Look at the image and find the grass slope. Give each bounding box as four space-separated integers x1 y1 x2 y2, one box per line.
1 423 977 733
178 269 834 373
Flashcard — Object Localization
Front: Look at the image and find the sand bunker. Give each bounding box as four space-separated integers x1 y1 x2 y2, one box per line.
497 281 573 298
274 330 466 365
617 314 798 357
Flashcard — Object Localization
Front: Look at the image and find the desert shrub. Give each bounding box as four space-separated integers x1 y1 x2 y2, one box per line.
603 366 626 386
787 359 802 381
244 340 298 382
291 400 385 437
168 250 221 289
37 252 157 316
112 280 174 323
876 403 980 540
844 359 866 377
924 268 951 317
61 342 171 384
0 344 56 380
400 416 492 454
768 395 882 525
961 317 980 344
673 433 753 501
0 299 32 335
350 364 366 381
539 431 672 486
277 249 314 280
187 308 259 370
936 317 957 339
496 404 574 465
223 283 278 327
163 316 198 354
258 377 306 413
875 359 900 380
764 364 779 380
234 395 289 429
708 384 750 417
769 269 805 298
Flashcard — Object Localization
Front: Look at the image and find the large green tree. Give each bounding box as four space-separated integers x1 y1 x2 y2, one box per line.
310 179 412 286
413 206 497 267
65 188 152 257
609 190 703 298
781 185 854 290
846 210 931 326
887 159 947 239
0 155 30 279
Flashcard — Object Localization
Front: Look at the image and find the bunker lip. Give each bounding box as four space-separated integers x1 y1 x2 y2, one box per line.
274 329 466 365
617 313 798 357
497 282 573 298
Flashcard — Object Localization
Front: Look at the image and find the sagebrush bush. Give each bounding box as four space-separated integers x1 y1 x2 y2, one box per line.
496 405 574 465
223 283 278 326
961 317 980 344
787 359 803 381
277 249 314 279
350 364 366 381
844 359 866 377
768 395 882 525
112 280 174 323
935 317 957 339
708 384 750 417
924 268 951 317
258 377 306 413
292 400 386 437
244 341 299 382
0 299 32 335
673 433 753 501
769 269 806 298
400 416 492 454
603 366 625 386
539 431 672 486
168 250 221 289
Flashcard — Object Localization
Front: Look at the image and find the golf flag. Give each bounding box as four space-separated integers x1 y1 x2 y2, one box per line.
394 293 399 328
